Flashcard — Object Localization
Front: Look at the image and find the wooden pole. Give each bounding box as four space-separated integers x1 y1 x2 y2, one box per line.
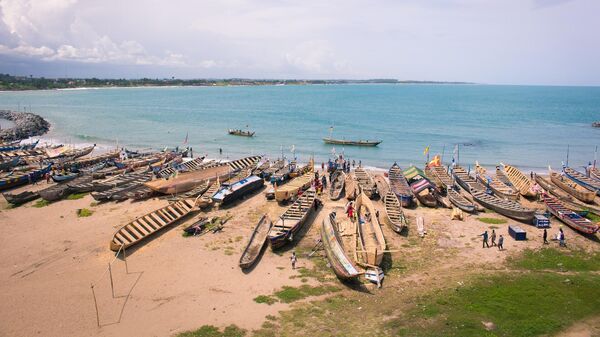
108 263 115 298
91 284 100 327
123 244 128 274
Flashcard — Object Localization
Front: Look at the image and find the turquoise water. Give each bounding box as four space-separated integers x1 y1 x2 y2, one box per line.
0 84 599 171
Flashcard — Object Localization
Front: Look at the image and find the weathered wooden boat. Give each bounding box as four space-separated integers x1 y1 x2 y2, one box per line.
355 192 386 266
563 166 600 195
3 191 39 205
550 171 595 203
51 171 81 183
501 163 536 197
589 167 600 181
382 188 408 233
453 166 535 222
354 167 378 199
261 159 284 179
268 189 316 249
157 156 206 178
404 166 437 208
322 138 381 146
115 154 163 170
321 212 362 279
0 148 47 160
345 173 357 200
47 145 95 159
0 157 20 171
475 162 519 200
271 163 292 184
228 129 255 137
66 150 120 171
0 140 39 152
425 165 475 211
196 180 221 208
426 165 453 189
239 215 272 269
0 164 52 191
253 159 271 176
109 199 197 251
212 175 264 204
145 162 235 194
65 176 96 194
388 163 414 207
288 161 312 178
328 170 346 200
274 171 314 203
534 174 596 215
124 185 156 201
373 175 389 198
92 171 149 191
542 194 599 234
92 173 153 201
447 187 476 213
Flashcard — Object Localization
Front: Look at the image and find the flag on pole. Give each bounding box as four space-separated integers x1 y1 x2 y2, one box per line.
183 132 188 145
331 147 336 155
423 146 430 156
290 145 295 153
452 144 458 166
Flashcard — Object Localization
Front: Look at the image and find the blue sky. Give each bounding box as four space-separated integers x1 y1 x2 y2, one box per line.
0 0 598 85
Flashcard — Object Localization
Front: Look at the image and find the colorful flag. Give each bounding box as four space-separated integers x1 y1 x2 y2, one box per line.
290 145 295 153
423 146 430 156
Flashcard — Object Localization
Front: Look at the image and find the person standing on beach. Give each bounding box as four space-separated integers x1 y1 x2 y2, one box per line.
359 160 362 167
290 252 297 269
219 148 222 155
321 175 327 189
498 235 504 251
481 231 490 248
490 229 497 246
543 228 548 244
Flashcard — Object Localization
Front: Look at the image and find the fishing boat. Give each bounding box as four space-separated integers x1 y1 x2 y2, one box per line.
51 171 81 183
0 164 52 191
253 159 271 176
534 174 597 215
563 166 600 195
322 138 382 146
0 157 20 171
228 129 255 137
425 165 475 211
109 199 197 251
92 173 153 201
328 170 346 200
212 175 264 204
157 156 206 178
321 212 362 280
268 189 316 249
388 163 414 207
426 165 453 189
447 188 476 213
542 194 599 234
261 159 284 180
589 166 600 181
382 188 408 233
355 192 386 266
373 175 389 197
500 163 536 197
239 215 272 269
66 150 120 171
3 191 39 205
354 167 378 199
0 140 39 152
404 166 437 208
475 162 519 200
453 166 535 222
550 171 595 203
345 173 357 200
275 170 314 203
271 163 292 184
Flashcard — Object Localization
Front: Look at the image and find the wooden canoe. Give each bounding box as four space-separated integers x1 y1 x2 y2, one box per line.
373 175 389 197
322 138 381 146
550 171 595 203
475 162 519 200
3 191 39 205
0 164 52 191
275 170 314 203
589 167 600 181
145 164 233 194
383 190 408 233
109 199 196 251
239 215 272 269
542 194 599 234
228 129 255 137
329 170 346 200
344 173 357 200
157 157 206 178
268 189 316 249
388 163 414 207
354 167 378 199
501 163 536 197
321 212 362 280
563 166 600 195
355 192 386 267
535 174 598 215
447 188 476 213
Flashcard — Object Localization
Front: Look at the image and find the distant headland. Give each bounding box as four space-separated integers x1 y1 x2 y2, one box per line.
0 73 473 91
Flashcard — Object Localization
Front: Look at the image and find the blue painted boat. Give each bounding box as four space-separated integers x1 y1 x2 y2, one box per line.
212 175 264 205
0 140 38 152
563 166 600 195
0 157 20 171
0 164 52 191
388 163 414 207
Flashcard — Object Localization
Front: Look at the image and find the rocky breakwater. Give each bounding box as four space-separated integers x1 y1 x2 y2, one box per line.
0 110 50 141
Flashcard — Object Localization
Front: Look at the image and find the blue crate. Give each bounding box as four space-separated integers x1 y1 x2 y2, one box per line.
509 225 527 241
533 214 550 228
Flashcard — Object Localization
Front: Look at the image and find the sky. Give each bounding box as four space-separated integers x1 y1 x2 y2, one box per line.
0 0 598 85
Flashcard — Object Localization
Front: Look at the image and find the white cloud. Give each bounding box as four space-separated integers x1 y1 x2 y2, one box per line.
284 40 348 74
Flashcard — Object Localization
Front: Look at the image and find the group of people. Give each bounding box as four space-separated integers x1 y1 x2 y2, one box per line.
480 229 504 250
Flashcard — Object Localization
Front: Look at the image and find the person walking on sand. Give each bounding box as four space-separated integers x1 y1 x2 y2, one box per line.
352 160 355 168
290 252 297 270
490 229 497 246
321 175 327 189
543 228 548 244
559 231 566 247
498 235 504 251
481 230 490 248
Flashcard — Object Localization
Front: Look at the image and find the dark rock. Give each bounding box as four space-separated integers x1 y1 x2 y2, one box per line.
0 110 50 142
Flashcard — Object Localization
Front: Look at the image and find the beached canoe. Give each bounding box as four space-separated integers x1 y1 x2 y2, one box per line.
501 163 536 197
404 166 437 208
589 167 600 181
355 191 386 267
563 166 600 195
0 164 52 191
345 173 357 200
92 173 153 201
542 194 599 234
212 175 264 205
447 188 476 213
51 171 81 183
0 157 21 171
329 170 346 201
388 163 414 207
475 162 519 200
382 188 408 233
239 215 272 269
109 199 197 251
157 156 206 178
228 129 255 137
321 212 362 280
550 171 595 203
3 191 39 205
322 138 381 146
268 189 316 249
0 140 38 152
354 167 378 199
261 159 284 179
275 170 314 203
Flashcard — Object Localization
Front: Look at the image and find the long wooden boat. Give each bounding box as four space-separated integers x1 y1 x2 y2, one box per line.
475 162 519 200
355 192 386 266
239 215 272 269
426 165 453 189
261 159 284 179
404 166 437 208
92 173 153 201
425 165 475 211
157 157 206 178
47 145 95 159
253 159 271 176
212 175 264 205
382 188 408 233
228 129 255 137
322 138 381 147
388 163 414 207
39 176 90 201
447 188 476 213
534 174 596 215
550 171 595 203
66 150 120 171
109 199 197 251
0 164 52 191
329 170 346 200
501 163 536 197
275 171 314 203
270 163 292 184
453 166 535 222
0 148 47 160
0 140 39 152
268 189 316 249
0 157 20 171
563 166 600 195
542 194 599 234
51 172 81 183
589 167 600 181
354 167 378 199
321 212 362 280
3 191 39 205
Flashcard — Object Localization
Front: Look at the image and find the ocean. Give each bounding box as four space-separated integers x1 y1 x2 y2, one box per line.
0 84 599 172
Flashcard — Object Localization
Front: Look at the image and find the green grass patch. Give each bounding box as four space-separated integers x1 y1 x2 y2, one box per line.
76 208 93 217
66 192 87 200
33 199 51 208
89 201 99 207
477 217 507 225
254 295 277 305
509 248 600 272
177 324 245 337
274 285 340 303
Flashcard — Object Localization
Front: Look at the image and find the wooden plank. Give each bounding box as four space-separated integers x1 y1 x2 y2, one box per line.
141 216 160 230
119 228 137 242
149 213 167 226
131 221 150 236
